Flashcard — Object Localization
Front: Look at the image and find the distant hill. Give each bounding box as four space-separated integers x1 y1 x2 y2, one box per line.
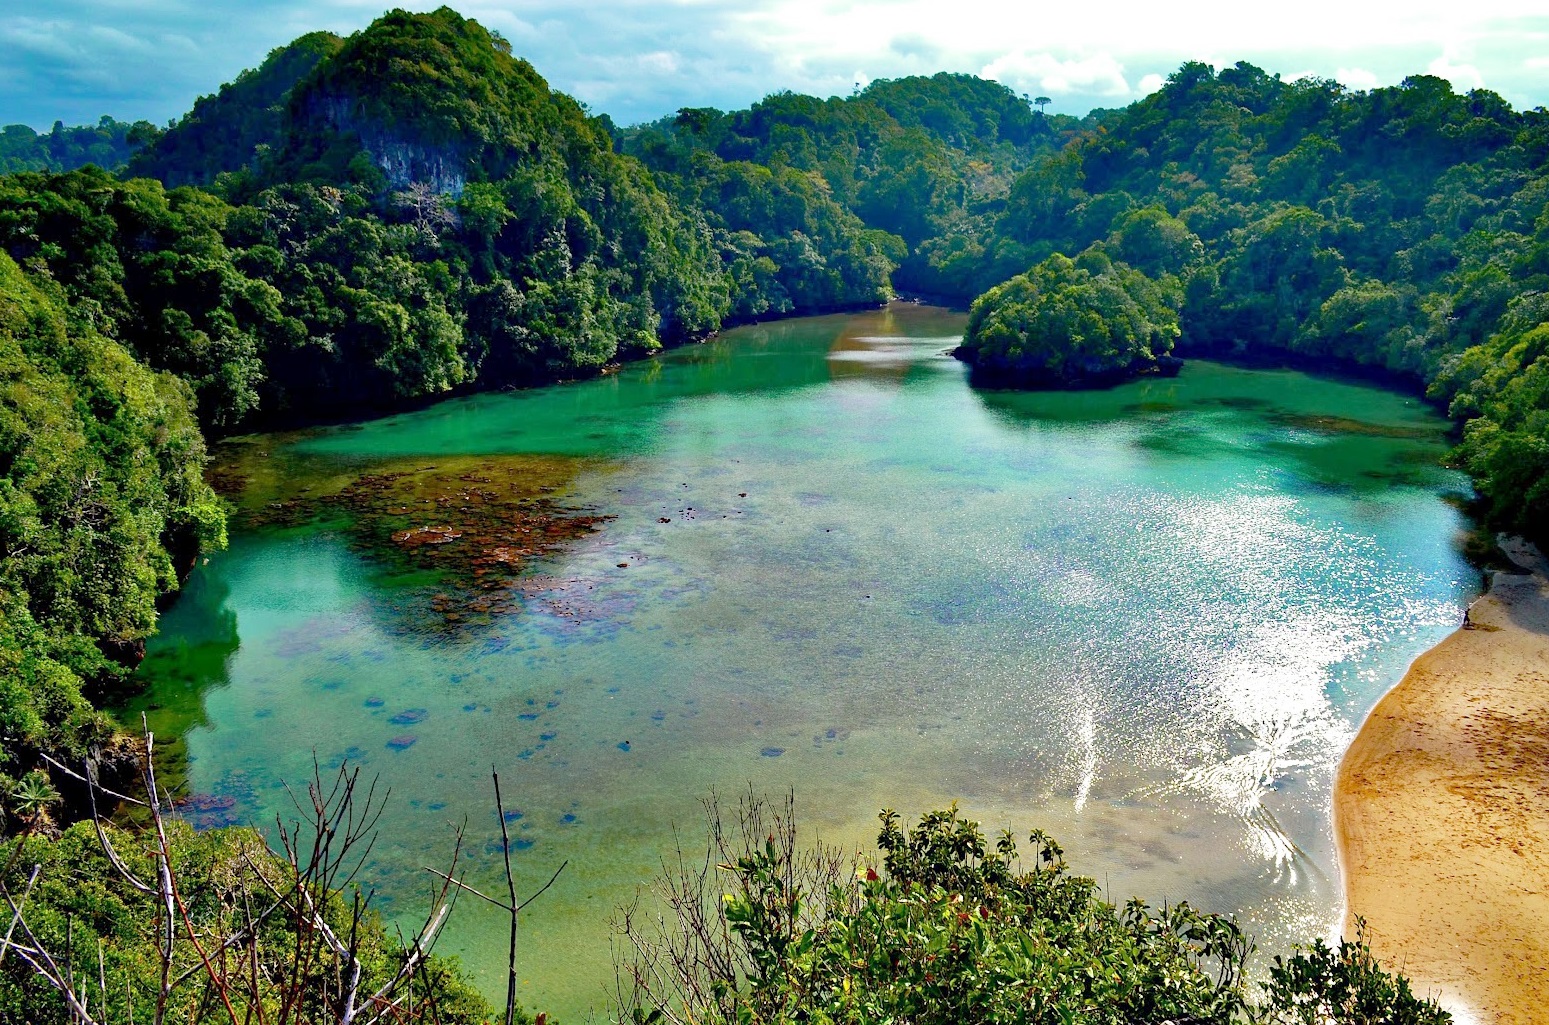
0 116 154 174
617 73 1080 298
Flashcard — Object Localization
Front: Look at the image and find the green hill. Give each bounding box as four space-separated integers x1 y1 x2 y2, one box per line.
951 64 1549 535
126 31 344 188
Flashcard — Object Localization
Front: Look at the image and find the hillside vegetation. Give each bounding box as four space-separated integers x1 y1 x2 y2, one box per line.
0 250 222 811
0 118 154 176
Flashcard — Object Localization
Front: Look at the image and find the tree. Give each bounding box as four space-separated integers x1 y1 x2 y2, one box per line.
0 732 563 1025
957 250 1182 386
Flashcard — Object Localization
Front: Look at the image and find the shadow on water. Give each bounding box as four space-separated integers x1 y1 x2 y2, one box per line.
115 564 240 806
282 305 962 464
968 360 1461 499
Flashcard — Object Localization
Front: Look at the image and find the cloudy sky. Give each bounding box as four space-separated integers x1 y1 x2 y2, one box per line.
3 0 1547 129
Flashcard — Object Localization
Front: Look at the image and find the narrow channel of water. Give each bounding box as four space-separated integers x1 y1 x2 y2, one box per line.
127 304 1476 1018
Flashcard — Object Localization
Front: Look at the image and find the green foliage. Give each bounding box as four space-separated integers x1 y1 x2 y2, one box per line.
619 71 1075 308
1265 922 1451 1025
677 806 1444 1024
0 167 273 429
960 251 1181 385
0 250 223 822
1433 294 1549 536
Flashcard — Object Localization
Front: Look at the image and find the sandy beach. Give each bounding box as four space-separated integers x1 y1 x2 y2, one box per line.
1334 537 1549 1024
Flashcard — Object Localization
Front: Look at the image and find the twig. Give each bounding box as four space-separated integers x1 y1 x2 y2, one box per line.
493 769 520 1025
41 751 147 806
0 863 41 967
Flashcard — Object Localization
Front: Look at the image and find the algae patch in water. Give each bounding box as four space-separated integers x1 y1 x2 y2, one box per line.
210 443 616 631
1266 411 1442 440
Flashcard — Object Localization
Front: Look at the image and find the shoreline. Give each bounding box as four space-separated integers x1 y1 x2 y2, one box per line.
1334 537 1549 1024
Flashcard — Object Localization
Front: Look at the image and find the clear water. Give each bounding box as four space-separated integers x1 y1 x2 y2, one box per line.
128 304 1477 1019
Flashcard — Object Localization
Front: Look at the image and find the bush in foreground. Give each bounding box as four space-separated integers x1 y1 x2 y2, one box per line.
620 798 1449 1025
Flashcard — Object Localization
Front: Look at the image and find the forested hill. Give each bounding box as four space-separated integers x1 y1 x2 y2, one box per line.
616 75 1079 304
623 62 1548 536
945 65 1549 536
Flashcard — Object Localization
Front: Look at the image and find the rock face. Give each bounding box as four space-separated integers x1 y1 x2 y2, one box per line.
271 7 572 197
305 92 468 195
98 635 147 670
372 139 466 195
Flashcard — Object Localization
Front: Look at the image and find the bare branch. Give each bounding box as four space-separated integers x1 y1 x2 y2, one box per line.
516 860 568 913
0 863 41 967
422 868 505 910
493 769 520 1025
40 750 147 806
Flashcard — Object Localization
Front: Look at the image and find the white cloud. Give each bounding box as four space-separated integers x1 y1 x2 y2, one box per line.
1335 66 1380 90
637 51 681 75
1138 73 1165 95
980 50 1131 98
1428 53 1485 91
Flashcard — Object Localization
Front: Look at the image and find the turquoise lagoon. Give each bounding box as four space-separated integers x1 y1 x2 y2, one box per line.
129 304 1477 1017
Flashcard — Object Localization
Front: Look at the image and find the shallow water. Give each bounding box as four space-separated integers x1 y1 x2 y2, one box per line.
128 304 1477 1018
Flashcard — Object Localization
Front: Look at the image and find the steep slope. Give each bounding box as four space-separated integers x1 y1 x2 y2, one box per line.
0 250 223 802
127 32 344 187
94 8 733 421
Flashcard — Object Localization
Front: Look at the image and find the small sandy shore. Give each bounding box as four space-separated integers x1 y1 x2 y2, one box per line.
1335 538 1549 1024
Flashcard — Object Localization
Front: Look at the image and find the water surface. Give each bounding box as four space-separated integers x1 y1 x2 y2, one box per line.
131 304 1476 1017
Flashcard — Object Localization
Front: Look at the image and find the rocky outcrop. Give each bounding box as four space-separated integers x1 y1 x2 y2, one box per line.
305 92 468 195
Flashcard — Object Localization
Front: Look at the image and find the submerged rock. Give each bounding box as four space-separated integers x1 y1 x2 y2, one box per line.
392 525 463 545
216 451 615 633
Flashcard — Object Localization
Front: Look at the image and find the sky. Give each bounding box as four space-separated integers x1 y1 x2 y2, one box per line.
3 0 1547 130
